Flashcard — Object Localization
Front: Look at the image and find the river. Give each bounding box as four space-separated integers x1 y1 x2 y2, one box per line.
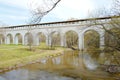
0 50 119 80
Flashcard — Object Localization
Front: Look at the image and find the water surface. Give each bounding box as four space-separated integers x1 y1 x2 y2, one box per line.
0 51 119 80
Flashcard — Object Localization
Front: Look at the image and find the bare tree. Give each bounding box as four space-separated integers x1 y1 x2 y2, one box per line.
112 0 120 16
87 0 120 51
26 26 34 51
45 28 55 49
64 18 79 50
51 31 60 47
84 30 99 49
29 0 61 24
66 31 78 50
46 28 52 48
87 0 120 65
27 0 61 50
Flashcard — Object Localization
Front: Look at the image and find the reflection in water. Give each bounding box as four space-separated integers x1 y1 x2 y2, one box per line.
0 69 29 80
83 53 98 70
0 69 76 80
0 76 6 80
0 51 119 80
52 57 61 64
41 59 47 64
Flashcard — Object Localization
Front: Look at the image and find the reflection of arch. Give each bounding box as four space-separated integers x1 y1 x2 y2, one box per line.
0 34 5 44
15 33 22 45
24 33 33 45
65 30 78 48
6 34 13 44
36 32 46 45
84 30 100 49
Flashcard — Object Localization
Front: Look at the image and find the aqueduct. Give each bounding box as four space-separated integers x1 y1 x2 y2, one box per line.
0 16 118 50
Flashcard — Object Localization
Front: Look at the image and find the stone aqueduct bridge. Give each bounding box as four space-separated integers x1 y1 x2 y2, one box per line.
0 16 116 50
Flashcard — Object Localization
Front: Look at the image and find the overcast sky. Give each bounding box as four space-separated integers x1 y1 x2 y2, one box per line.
0 0 113 26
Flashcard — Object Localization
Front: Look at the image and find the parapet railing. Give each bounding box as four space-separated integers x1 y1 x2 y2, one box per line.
0 16 119 31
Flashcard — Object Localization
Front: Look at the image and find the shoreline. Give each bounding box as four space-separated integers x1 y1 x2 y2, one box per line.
0 45 69 73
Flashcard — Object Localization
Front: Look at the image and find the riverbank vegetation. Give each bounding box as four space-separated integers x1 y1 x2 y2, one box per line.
85 0 120 66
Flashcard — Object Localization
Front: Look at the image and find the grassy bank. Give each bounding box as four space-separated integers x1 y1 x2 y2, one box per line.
0 44 66 70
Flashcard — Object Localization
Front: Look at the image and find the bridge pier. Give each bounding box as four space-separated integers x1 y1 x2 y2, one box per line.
46 35 52 46
33 34 38 46
100 32 105 50
36 35 39 46
22 36 25 45
24 35 28 45
6 36 10 44
78 33 84 51
46 36 49 46
60 33 66 47
12 35 15 44
4 37 7 44
48 35 52 46
14 35 18 45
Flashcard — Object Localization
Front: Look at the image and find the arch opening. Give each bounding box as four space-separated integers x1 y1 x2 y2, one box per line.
36 32 46 45
6 34 13 44
24 33 33 45
105 28 120 51
15 33 22 45
84 30 100 50
0 34 5 44
65 30 78 49
51 31 60 47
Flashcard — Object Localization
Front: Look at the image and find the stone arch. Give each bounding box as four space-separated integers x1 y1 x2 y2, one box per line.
84 30 100 49
81 27 102 35
36 32 46 45
24 32 33 45
65 30 78 48
6 33 13 44
63 29 78 36
79 26 104 50
105 28 120 49
0 34 5 44
15 33 22 45
50 31 61 46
